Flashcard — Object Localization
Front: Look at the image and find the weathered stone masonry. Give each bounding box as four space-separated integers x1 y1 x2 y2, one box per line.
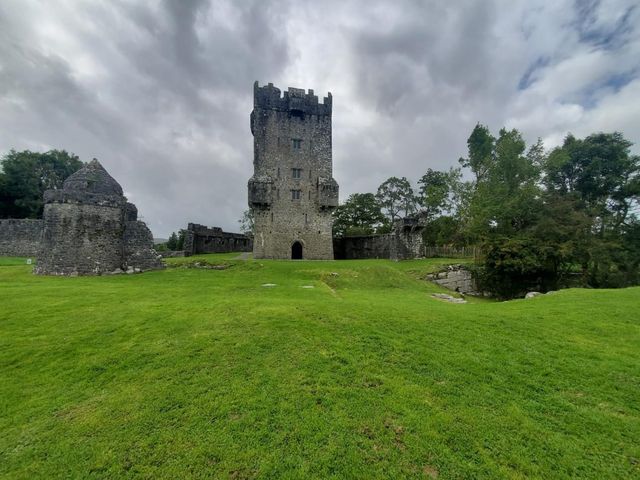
334 216 427 261
427 265 480 295
248 82 339 259
0 219 42 257
183 223 252 256
34 159 163 276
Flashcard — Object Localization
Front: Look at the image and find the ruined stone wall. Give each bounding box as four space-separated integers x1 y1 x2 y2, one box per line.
34 159 163 276
183 223 252 256
427 265 479 295
333 217 426 261
390 223 425 261
0 219 43 257
124 221 163 271
249 82 338 260
36 202 125 275
333 234 392 259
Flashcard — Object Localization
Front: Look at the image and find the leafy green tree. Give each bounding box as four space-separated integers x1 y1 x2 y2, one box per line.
545 132 639 232
422 216 465 247
417 167 462 222
459 123 494 183
462 127 551 297
333 193 387 237
469 128 541 240
543 132 640 285
0 149 84 218
376 176 416 223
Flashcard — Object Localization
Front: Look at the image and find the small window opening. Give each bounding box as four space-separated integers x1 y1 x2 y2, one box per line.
291 189 301 200
292 168 302 179
292 138 302 149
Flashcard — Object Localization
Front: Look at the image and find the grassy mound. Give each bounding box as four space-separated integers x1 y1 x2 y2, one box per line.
1 255 638 479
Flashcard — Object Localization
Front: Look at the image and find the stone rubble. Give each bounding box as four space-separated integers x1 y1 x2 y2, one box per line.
431 293 467 304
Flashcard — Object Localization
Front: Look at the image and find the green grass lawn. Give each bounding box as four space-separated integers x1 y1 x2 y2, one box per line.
1 255 639 479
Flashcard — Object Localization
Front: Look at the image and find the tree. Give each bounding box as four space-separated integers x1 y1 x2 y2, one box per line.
177 230 186 250
164 230 186 251
543 132 640 285
545 132 639 232
459 123 494 183
166 232 179 251
376 176 416 223
469 128 541 239
417 167 462 222
462 126 551 297
0 149 84 218
238 209 255 237
332 193 387 237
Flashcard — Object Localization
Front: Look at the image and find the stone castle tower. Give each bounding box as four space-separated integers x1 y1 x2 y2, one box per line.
248 81 338 259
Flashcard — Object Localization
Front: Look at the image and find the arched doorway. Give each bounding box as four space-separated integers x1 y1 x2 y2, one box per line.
291 241 303 260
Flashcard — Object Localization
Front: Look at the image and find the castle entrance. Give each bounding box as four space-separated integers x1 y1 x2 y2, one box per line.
291 241 303 260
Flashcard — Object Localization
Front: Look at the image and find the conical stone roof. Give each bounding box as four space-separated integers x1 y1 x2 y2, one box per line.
63 159 123 196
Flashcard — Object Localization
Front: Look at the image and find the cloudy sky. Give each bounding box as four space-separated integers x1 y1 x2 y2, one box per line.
1 0 639 237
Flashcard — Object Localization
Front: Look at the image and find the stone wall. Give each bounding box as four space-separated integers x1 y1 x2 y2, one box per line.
0 219 43 257
124 221 164 271
249 82 338 260
427 265 480 295
333 234 391 259
183 223 252 256
37 202 125 275
390 217 425 261
333 216 426 261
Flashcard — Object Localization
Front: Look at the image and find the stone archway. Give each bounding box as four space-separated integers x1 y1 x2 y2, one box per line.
291 241 303 260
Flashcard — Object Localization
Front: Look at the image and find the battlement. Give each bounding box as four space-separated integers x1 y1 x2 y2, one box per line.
187 223 223 235
253 81 332 116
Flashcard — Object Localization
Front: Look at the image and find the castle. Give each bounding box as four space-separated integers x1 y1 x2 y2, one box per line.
0 82 426 267
248 82 339 260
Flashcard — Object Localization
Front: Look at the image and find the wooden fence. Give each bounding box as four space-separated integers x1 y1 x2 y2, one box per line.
422 245 483 259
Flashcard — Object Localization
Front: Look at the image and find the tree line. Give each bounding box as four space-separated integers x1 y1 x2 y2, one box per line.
0 150 84 218
333 125 639 297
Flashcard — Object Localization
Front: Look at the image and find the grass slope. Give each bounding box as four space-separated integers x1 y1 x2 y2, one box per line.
1 255 639 479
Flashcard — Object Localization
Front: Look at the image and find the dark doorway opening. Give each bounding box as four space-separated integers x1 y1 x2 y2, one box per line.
291 241 303 260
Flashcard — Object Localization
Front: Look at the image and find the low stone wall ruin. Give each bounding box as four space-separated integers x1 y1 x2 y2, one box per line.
333 234 391 259
427 265 480 295
333 216 426 261
0 219 43 257
183 223 253 256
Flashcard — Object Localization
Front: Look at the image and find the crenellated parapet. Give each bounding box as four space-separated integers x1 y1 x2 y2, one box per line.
253 81 332 116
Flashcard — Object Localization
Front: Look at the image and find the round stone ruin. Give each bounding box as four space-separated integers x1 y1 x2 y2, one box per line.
34 159 164 276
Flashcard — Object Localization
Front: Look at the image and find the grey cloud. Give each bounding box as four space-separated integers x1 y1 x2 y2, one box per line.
1 0 638 237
